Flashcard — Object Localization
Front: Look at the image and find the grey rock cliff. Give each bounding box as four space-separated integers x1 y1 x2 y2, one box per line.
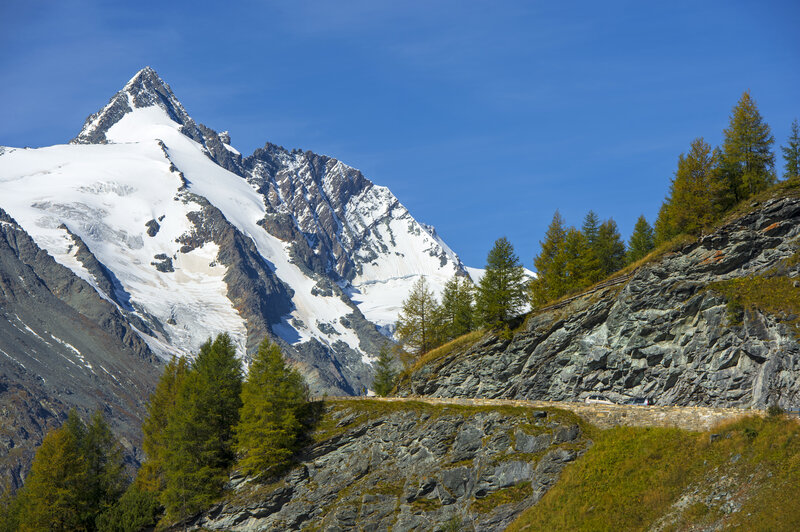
191 401 589 531
245 143 465 282
399 195 800 409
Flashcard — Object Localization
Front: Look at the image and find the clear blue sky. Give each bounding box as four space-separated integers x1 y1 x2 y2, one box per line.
1 1 798 268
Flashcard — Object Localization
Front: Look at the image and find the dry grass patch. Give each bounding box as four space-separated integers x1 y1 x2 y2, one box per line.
707 276 800 332
507 415 800 532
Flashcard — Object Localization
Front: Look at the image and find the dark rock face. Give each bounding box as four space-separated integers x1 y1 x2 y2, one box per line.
176 197 292 344
0 209 161 490
192 402 590 531
72 67 244 176
172 195 384 394
244 144 461 282
245 144 372 279
399 196 800 409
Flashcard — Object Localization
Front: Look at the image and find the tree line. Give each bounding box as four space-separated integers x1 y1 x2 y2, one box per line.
656 93 798 242
392 92 799 359
392 236 528 361
1 334 309 531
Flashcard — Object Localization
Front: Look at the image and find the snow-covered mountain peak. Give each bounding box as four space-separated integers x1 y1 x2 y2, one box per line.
72 66 212 147
73 67 244 176
2 67 470 394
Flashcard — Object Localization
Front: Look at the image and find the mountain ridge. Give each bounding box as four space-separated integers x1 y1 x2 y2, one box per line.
0 66 468 394
0 66 471 487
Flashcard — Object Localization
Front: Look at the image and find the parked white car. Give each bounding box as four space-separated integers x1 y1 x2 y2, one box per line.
585 394 614 405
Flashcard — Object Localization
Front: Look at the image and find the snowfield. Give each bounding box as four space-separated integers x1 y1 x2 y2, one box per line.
0 68 473 370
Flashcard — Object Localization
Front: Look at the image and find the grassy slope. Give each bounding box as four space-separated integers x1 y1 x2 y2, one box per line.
507 414 800 532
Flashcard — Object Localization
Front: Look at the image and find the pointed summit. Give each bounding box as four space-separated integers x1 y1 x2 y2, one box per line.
72 66 202 145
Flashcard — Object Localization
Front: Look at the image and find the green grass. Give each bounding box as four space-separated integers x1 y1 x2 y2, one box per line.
394 330 486 389
707 276 800 331
472 481 533 513
507 415 800 532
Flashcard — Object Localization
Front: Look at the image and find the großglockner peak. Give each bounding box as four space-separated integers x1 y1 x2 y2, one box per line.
0 66 468 395
73 66 191 143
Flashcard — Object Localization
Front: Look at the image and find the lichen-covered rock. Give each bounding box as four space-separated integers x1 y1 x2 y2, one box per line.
190 401 591 531
398 195 800 409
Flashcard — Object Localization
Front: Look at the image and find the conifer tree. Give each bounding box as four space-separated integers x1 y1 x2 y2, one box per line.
82 411 127 522
655 138 725 241
673 138 724 234
137 356 189 493
17 413 88 531
476 237 527 325
782 118 800 180
235 339 307 478
561 227 592 292
14 410 128 531
654 192 676 245
531 211 567 306
595 219 626 276
439 274 475 340
96 484 161 532
581 210 600 245
720 91 775 203
396 277 440 355
626 215 655 264
580 211 603 284
162 333 242 520
372 343 398 397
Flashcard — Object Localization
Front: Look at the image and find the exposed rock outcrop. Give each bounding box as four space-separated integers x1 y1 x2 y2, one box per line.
399 194 800 409
0 209 161 490
191 400 590 531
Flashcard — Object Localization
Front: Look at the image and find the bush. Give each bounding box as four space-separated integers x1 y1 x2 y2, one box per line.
96 485 162 532
767 403 785 418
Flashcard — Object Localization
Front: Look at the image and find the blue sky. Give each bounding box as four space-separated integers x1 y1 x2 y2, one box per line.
1 1 798 268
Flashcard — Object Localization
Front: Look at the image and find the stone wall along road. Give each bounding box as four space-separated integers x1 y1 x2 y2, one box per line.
319 396 763 432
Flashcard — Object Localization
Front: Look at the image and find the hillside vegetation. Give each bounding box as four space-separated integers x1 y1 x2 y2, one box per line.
509 414 800 532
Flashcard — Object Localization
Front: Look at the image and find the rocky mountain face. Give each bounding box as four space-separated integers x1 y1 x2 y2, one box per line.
191 400 589 532
0 66 467 397
0 208 161 490
399 192 800 409
0 67 468 489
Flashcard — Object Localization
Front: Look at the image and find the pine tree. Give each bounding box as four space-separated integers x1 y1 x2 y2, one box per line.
396 277 440 355
560 227 592 292
96 484 161 532
439 274 475 341
372 343 398 397
530 211 567 306
15 410 128 531
137 356 189 493
580 211 603 284
654 191 676 245
82 411 128 523
161 333 243 520
581 210 600 245
720 91 776 203
673 138 724 234
782 118 800 180
17 413 88 531
595 219 626 276
626 215 655 264
476 237 527 325
235 339 307 478
655 138 725 241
